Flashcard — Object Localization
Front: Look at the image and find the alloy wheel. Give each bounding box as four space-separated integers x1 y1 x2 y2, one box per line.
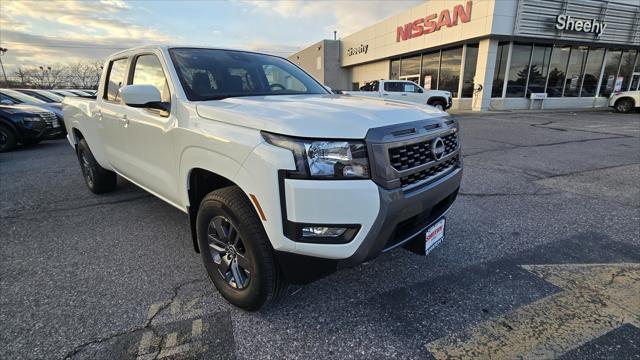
80 152 95 188
207 216 252 290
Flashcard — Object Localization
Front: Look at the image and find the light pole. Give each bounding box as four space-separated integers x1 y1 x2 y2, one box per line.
0 47 8 87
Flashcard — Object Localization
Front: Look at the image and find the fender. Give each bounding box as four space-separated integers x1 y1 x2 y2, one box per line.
179 146 243 209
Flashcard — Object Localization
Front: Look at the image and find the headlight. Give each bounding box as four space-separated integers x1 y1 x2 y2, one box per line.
22 116 42 123
262 132 370 179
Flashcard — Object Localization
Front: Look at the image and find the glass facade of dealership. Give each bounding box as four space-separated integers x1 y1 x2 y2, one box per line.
387 42 638 100
291 0 640 111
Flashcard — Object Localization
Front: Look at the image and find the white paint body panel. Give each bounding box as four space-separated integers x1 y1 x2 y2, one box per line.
343 80 451 108
62 45 446 259
609 91 640 108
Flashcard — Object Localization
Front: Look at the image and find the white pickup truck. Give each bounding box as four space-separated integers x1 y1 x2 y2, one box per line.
64 45 462 310
343 80 453 111
609 90 640 113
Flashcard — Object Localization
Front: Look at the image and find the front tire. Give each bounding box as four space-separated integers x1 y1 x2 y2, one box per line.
615 98 634 113
76 139 117 194
197 186 286 311
0 124 17 153
429 100 446 111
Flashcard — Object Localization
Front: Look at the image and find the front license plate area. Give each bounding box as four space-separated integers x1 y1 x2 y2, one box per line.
402 217 446 256
424 218 445 256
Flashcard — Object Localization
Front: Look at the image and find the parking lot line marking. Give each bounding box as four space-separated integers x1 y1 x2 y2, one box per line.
426 263 640 359
192 318 203 337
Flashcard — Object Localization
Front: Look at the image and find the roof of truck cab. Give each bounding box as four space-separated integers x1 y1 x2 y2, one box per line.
108 45 285 59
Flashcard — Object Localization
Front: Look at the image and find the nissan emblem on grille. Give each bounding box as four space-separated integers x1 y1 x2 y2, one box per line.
431 137 446 160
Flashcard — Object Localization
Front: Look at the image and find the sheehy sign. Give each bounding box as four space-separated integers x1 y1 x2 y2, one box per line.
397 1 472 42
555 15 607 37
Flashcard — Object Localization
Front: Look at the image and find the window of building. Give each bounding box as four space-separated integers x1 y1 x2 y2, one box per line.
526 44 552 96
580 48 605 97
546 46 571 97
131 54 171 105
619 49 638 91
506 43 533 98
461 43 478 98
439 47 463 97
400 55 421 78
563 46 588 97
390 59 400 80
104 58 128 102
600 49 622 97
491 42 509 97
421 51 440 90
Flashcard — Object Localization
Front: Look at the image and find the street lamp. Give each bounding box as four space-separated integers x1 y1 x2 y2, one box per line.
0 47 8 87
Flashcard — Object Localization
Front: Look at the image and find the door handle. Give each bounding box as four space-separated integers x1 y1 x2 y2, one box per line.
401 94 408 96
382 93 389 96
119 115 129 127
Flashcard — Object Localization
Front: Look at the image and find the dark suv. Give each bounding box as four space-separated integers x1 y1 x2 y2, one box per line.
0 105 63 152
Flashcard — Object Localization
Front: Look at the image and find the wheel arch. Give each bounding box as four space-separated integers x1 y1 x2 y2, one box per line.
0 118 18 136
427 96 447 106
615 96 636 108
181 146 248 253
70 127 84 149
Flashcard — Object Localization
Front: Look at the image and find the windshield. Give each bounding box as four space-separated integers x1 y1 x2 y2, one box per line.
169 48 328 101
1 89 46 104
37 91 64 102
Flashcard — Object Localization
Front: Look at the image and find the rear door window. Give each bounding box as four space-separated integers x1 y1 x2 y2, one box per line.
383 81 405 92
104 58 128 102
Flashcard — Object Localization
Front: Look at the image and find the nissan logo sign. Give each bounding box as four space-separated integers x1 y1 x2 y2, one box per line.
432 137 446 160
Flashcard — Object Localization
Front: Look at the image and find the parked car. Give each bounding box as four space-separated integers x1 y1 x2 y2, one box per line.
64 89 94 97
48 89 79 98
16 89 65 103
609 90 640 113
0 89 65 136
343 80 453 110
64 45 462 310
0 105 63 152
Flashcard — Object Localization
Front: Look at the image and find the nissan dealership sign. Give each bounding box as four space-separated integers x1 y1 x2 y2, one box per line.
396 1 472 42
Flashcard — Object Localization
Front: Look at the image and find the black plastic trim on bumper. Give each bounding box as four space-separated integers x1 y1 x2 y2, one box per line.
337 167 462 269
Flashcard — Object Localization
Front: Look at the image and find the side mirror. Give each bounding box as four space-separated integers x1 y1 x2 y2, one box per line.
119 84 169 111
1 99 14 105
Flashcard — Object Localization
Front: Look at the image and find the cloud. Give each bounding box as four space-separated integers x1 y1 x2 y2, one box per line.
242 0 423 37
0 0 173 72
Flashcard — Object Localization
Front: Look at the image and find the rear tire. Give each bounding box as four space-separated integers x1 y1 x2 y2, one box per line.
0 124 17 153
197 186 286 311
76 139 117 194
615 98 634 113
429 100 445 111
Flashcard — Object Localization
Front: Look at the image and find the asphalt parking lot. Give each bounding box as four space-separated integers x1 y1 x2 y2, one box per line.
1 109 639 359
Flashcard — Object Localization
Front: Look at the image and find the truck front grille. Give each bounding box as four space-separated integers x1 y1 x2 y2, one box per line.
388 132 458 171
365 117 462 190
400 156 459 188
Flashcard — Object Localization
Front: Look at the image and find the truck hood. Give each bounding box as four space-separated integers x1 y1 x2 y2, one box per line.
195 94 447 138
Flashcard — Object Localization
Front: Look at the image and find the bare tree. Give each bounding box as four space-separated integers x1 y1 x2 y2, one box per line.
9 61 103 89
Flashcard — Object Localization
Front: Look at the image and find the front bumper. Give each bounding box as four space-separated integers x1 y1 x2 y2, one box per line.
275 166 461 284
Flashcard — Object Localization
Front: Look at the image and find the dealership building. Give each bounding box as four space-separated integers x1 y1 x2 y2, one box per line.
289 0 640 111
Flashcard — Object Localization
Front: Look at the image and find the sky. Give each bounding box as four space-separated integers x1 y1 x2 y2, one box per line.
0 0 423 73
